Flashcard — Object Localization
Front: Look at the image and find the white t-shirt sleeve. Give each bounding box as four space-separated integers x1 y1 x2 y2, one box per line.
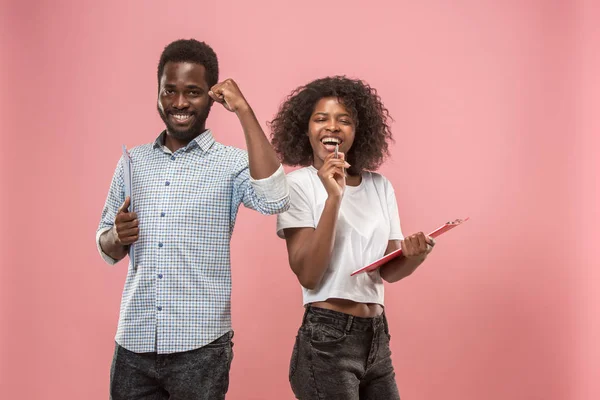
386 180 404 241
276 173 315 238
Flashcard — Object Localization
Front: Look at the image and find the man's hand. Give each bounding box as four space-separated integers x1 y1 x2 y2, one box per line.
209 79 249 113
112 196 139 246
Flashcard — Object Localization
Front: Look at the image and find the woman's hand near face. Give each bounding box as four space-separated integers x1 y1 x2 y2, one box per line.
317 152 350 200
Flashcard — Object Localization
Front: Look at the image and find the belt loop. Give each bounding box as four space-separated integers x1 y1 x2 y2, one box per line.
345 315 354 333
382 312 389 334
302 306 310 325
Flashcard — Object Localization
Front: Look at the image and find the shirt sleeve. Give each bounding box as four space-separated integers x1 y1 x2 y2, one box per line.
249 164 289 202
276 173 315 238
96 156 126 265
386 180 404 241
96 226 118 265
232 153 290 215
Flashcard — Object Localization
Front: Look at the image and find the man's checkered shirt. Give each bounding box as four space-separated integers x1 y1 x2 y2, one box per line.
96 130 289 354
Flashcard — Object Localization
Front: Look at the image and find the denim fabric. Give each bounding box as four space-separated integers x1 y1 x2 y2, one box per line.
290 307 400 400
110 331 234 399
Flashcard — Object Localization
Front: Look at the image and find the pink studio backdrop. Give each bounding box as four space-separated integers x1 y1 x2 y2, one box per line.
1 1 598 399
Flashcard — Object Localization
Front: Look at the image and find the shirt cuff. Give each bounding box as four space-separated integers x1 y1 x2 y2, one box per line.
96 227 119 265
249 164 289 202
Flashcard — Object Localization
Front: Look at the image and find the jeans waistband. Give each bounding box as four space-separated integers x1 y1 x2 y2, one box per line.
302 305 389 334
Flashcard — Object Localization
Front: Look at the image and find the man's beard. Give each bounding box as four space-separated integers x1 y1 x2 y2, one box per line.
157 105 211 142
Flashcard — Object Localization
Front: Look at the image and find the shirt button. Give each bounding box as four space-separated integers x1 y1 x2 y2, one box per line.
157 306 162 311
158 274 163 279
158 242 163 248
165 181 170 186
160 212 165 217
170 156 176 161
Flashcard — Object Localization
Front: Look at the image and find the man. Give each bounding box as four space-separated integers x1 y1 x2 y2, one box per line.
96 39 289 399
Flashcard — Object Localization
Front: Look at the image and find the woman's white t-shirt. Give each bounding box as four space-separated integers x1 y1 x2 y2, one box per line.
276 166 404 306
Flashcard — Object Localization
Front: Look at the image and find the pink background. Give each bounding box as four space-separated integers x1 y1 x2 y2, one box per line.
1 0 598 399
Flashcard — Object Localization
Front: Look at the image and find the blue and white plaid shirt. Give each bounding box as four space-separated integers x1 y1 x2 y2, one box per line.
96 130 289 354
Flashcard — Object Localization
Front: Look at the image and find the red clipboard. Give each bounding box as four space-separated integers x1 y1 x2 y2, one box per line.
350 218 469 276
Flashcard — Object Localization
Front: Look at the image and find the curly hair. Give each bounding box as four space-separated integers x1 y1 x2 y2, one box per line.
157 39 219 89
269 76 393 175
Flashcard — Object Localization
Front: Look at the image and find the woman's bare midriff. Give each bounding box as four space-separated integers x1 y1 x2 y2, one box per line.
310 298 383 318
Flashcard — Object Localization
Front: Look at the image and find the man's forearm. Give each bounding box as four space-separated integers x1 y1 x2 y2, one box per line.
99 227 129 261
236 105 280 179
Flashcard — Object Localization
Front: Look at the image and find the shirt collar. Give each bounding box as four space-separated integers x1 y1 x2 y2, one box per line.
153 129 216 153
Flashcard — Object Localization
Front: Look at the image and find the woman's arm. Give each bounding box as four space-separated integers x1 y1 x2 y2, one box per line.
379 233 434 283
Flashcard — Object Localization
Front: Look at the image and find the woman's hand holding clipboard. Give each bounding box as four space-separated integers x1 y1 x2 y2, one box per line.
350 218 469 276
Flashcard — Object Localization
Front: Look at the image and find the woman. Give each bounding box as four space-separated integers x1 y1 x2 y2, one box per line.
271 76 435 399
